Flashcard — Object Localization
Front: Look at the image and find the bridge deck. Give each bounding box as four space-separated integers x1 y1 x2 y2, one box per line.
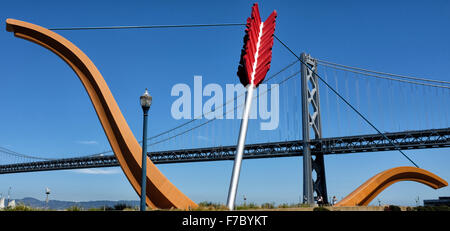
0 128 448 174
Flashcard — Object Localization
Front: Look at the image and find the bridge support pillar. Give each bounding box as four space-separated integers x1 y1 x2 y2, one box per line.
300 53 328 205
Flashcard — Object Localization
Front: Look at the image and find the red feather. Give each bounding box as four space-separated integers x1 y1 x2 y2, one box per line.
237 3 277 87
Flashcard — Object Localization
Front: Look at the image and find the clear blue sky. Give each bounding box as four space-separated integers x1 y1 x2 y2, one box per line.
0 0 449 206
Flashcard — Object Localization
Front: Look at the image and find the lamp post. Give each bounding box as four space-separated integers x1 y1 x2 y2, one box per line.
140 88 152 211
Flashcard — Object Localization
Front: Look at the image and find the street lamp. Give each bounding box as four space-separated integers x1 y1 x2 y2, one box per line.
140 88 152 211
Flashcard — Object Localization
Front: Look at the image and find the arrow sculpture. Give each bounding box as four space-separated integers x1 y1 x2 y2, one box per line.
227 3 277 210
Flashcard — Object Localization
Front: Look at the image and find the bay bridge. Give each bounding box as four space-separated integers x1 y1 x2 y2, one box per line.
1 128 449 174
1 23 449 205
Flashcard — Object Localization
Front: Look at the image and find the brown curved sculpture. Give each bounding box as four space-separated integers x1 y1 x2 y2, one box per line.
335 166 448 206
5 19 197 210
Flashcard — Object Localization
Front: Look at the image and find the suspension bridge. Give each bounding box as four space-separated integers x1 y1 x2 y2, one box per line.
1 21 449 206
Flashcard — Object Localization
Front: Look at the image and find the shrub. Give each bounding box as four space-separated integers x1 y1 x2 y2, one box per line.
3 203 36 211
66 205 83 211
431 206 450 211
277 203 291 208
113 203 133 211
384 205 401 211
103 206 114 211
195 201 227 211
414 206 450 211
235 202 259 210
313 206 330 211
261 202 275 209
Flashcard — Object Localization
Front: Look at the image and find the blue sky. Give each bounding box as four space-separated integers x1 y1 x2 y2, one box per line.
0 0 449 206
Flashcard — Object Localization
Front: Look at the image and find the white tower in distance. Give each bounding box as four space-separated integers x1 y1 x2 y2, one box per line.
45 187 51 205
0 194 5 209
6 187 11 206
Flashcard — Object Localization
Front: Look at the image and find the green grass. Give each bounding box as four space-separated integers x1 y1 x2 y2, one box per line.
193 201 312 210
66 205 84 211
193 201 228 211
1 203 46 211
3 202 448 211
235 202 259 210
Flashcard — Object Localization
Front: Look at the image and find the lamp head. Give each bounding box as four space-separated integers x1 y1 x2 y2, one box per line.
140 88 152 111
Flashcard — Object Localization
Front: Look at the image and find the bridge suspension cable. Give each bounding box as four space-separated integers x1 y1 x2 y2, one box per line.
273 34 420 168
1 59 300 160
144 59 300 143
0 146 54 161
20 22 298 159
90 59 298 155
316 59 450 85
317 61 450 89
147 69 300 147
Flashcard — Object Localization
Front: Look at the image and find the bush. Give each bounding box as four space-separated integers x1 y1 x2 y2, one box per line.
261 202 275 209
195 201 227 211
431 206 450 211
235 202 259 210
313 207 330 211
384 205 401 211
277 203 291 208
198 201 223 208
414 206 450 211
3 203 37 211
113 203 133 211
103 206 114 211
66 205 83 211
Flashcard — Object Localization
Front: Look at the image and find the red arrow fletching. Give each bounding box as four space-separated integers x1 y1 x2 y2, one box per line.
237 3 277 87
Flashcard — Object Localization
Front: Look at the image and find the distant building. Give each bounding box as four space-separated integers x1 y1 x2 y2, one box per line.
423 197 450 206
7 199 16 208
0 197 4 209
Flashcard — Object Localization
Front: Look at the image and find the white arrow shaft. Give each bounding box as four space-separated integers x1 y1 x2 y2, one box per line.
227 84 255 210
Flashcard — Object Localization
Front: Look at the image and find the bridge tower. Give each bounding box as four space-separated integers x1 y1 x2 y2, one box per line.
300 53 328 205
